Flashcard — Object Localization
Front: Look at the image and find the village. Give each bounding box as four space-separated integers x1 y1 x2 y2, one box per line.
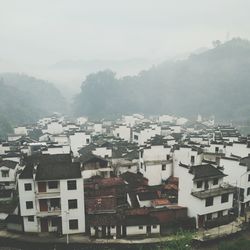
0 113 250 243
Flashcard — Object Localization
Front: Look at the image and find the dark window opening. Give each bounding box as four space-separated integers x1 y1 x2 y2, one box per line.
67 180 77 190
205 197 213 207
24 183 32 191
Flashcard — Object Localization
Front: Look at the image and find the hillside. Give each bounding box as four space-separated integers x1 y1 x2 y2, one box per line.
73 38 250 121
0 74 67 137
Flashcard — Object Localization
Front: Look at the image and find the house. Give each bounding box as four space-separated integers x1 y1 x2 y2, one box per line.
177 163 235 228
220 155 250 215
112 125 131 142
123 215 160 236
139 140 172 186
0 160 19 191
69 131 91 157
77 153 112 179
18 159 85 234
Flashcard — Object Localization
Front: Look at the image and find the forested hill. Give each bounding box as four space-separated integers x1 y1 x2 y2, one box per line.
73 38 250 121
0 73 67 137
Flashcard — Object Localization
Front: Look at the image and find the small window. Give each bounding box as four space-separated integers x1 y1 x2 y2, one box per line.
162 164 166 171
205 197 213 207
86 138 90 144
218 211 223 218
248 174 250 182
166 154 170 160
140 163 143 169
26 201 33 209
140 151 143 158
138 226 143 230
24 183 32 191
215 147 219 153
213 178 218 185
206 213 212 220
221 194 229 203
48 181 58 189
68 199 78 209
117 133 119 137
1 170 9 178
28 216 34 222
111 226 115 229
152 225 157 229
51 218 58 227
247 188 250 196
191 156 195 163
67 180 76 190
69 219 78 230
134 135 138 140
197 181 202 188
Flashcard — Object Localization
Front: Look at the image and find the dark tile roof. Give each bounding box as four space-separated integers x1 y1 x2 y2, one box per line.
240 155 250 170
189 164 226 181
137 191 159 201
124 215 159 226
35 162 81 181
5 214 23 224
22 153 72 167
0 160 18 169
120 172 148 187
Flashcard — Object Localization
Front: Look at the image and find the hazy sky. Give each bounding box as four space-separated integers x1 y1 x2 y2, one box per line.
1 0 250 65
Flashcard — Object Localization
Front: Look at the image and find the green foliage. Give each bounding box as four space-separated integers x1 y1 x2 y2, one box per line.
0 73 67 137
73 38 250 121
218 237 250 250
160 230 193 250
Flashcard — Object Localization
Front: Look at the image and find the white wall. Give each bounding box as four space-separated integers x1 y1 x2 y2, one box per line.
60 178 85 234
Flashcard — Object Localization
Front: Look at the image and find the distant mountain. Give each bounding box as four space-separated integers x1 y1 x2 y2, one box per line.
0 73 67 137
73 38 250 121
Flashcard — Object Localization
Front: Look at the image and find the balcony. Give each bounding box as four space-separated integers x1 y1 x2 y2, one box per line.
36 191 60 199
37 198 61 217
37 207 61 217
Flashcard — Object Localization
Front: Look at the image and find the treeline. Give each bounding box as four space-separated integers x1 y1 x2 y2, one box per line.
73 38 250 121
0 74 67 138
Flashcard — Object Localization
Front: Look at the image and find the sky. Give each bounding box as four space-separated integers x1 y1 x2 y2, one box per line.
0 0 250 97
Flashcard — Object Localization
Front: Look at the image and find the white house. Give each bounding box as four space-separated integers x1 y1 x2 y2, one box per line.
177 163 235 228
0 160 18 190
69 131 91 157
18 161 85 234
220 155 250 214
139 144 172 186
113 125 131 142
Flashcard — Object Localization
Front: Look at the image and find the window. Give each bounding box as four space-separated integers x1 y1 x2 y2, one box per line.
28 216 34 222
86 138 90 144
191 156 195 164
162 164 166 171
205 197 213 207
26 201 33 209
215 147 219 153
48 181 58 189
140 151 143 158
152 225 157 229
138 226 143 230
1 170 9 178
24 183 32 191
67 180 76 190
51 218 58 227
221 194 229 203
68 199 78 209
134 135 138 140
206 213 212 220
247 188 250 196
69 219 78 230
140 163 143 169
166 154 170 160
248 174 250 182
213 178 218 185
196 181 202 188
218 211 223 218
117 133 119 137
104 154 109 159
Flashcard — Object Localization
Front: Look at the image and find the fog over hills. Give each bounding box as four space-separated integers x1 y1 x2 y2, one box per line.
1 38 250 137
0 73 66 137
73 38 250 121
